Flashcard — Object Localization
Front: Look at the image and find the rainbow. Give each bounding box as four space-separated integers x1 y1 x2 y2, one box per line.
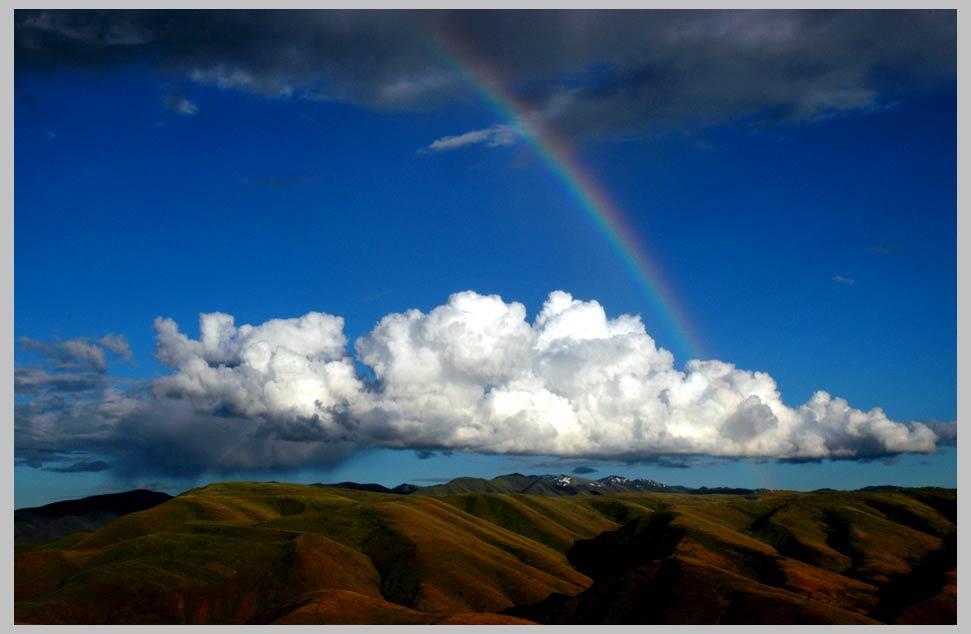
426 25 706 363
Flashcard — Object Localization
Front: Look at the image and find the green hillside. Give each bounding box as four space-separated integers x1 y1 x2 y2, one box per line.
14 482 956 624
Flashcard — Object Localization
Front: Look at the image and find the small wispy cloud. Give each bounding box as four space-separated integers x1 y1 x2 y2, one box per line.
424 124 520 152
14 368 107 395
97 334 133 360
242 173 322 190
164 94 199 116
832 275 857 286
18 334 133 373
42 460 112 473
868 243 896 254
919 421 957 446
20 337 106 372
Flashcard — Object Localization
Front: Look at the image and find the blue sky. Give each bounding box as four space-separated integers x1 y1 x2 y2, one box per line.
13 10 956 507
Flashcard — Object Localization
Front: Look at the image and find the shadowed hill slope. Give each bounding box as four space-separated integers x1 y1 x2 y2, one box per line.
504 488 956 624
15 490 173 546
14 483 956 624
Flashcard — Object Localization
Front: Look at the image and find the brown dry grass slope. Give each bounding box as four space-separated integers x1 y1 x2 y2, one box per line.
14 482 955 624
15 482 586 624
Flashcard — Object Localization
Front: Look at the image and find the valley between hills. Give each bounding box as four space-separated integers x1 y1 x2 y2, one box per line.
14 474 956 624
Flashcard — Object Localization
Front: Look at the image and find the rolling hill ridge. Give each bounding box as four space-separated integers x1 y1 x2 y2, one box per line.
14 481 956 624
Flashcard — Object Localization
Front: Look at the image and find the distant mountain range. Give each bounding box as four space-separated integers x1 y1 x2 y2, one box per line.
318 473 762 497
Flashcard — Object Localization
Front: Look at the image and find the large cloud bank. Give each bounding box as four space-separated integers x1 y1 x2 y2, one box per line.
14 10 955 139
16 291 942 476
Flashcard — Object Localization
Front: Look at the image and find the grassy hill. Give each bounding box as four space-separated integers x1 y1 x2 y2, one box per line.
14 482 956 624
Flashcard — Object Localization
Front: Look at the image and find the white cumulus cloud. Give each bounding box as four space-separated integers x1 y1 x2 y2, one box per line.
14 290 943 476
353 290 937 460
152 311 364 427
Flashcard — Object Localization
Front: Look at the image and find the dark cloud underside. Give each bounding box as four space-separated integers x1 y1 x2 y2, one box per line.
42 460 112 473
15 9 955 138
